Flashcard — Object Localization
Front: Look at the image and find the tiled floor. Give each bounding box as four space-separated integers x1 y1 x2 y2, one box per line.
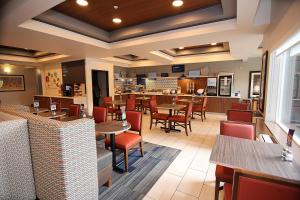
140 112 226 200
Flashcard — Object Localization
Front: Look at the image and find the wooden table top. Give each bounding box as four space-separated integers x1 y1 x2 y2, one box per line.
37 111 67 119
157 103 186 110
95 121 131 135
178 98 201 104
30 107 49 114
136 97 151 100
109 100 126 106
210 135 300 184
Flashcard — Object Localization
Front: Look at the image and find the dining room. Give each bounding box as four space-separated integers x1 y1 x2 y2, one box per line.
1 0 300 200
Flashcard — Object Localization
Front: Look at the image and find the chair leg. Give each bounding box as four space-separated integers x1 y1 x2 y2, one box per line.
155 120 158 126
201 112 204 122
104 177 112 187
164 120 167 130
204 111 206 119
185 122 188 136
192 112 194 119
150 118 153 130
139 142 144 157
215 179 220 200
189 121 192 132
111 113 114 121
124 150 129 172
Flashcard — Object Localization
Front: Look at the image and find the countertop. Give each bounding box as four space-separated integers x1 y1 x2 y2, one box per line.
115 92 240 99
34 95 87 99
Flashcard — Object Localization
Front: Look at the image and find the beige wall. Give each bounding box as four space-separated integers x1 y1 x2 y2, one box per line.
41 62 63 96
0 64 38 105
125 57 261 98
85 58 114 115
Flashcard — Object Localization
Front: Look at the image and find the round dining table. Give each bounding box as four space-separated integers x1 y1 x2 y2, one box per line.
95 121 131 171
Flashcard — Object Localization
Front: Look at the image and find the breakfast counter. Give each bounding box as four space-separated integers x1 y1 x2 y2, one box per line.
114 93 240 113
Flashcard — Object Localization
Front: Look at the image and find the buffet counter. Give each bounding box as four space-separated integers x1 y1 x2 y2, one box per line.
114 93 240 113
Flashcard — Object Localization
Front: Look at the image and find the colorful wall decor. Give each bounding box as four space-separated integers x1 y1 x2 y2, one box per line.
0 75 25 92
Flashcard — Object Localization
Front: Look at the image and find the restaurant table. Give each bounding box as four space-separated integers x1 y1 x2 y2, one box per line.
30 107 49 114
37 111 67 119
210 135 300 184
157 103 186 132
95 121 131 172
178 98 202 104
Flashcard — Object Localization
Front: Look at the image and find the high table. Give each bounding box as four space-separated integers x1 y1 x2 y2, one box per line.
30 107 49 114
210 135 300 184
95 121 131 172
37 111 67 119
136 96 150 112
157 103 186 132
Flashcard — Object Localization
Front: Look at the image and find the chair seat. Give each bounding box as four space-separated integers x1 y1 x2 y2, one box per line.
96 147 112 171
105 131 142 150
108 107 116 113
224 183 232 200
168 115 186 123
192 105 203 112
152 113 169 120
215 165 234 183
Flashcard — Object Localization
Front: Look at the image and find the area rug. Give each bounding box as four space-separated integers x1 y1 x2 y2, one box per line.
98 142 181 200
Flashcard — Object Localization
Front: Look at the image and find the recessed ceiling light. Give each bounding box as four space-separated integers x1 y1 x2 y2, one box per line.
211 42 217 46
113 18 122 24
172 0 183 7
76 0 88 6
179 47 184 50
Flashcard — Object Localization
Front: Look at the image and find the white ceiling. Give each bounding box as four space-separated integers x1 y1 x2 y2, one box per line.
0 0 270 67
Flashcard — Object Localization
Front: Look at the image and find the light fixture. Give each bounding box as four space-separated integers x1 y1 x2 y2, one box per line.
211 42 217 46
172 0 183 7
3 66 11 73
76 0 88 6
113 18 122 24
179 46 184 50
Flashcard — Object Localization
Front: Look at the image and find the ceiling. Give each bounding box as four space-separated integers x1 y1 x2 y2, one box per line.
115 54 147 61
0 45 56 58
0 0 272 67
53 0 221 31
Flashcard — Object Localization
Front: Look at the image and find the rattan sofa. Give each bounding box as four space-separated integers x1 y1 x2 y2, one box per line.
0 112 36 199
0 106 100 200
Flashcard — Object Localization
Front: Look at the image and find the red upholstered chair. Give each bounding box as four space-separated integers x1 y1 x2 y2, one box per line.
143 95 156 114
149 99 169 130
68 104 81 117
231 102 250 110
168 102 193 136
215 121 256 200
192 97 207 121
128 94 141 110
224 170 300 200
227 109 253 123
103 96 116 120
105 111 143 172
126 98 136 111
93 107 107 123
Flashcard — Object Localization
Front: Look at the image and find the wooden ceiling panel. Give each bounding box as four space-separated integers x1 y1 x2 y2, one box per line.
53 0 221 31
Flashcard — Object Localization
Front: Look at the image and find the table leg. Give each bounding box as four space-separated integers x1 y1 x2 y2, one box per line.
110 134 117 168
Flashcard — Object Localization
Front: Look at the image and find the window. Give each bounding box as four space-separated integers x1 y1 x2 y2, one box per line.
267 36 300 144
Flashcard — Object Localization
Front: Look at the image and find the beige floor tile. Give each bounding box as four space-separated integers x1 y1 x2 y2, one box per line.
147 172 182 200
177 169 206 197
171 191 198 200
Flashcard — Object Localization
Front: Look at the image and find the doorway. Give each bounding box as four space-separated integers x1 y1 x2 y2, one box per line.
92 70 109 106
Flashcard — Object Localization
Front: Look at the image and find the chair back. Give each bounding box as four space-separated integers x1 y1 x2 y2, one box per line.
149 99 158 114
103 96 112 104
227 109 253 123
69 104 81 117
220 121 255 140
231 171 300 200
128 94 136 100
126 111 142 134
202 97 208 109
185 102 193 120
150 95 157 101
126 98 136 111
93 107 107 123
231 102 249 110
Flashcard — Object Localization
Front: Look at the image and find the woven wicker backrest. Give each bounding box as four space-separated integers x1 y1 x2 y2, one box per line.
0 104 30 112
0 109 98 200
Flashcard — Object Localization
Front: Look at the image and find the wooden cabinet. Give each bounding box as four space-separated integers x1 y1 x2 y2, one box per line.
34 96 75 109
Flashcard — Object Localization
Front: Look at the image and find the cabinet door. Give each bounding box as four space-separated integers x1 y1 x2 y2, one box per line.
206 97 222 113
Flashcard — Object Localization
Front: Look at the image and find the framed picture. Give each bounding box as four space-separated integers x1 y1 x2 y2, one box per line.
248 71 261 98
259 51 268 113
0 75 25 92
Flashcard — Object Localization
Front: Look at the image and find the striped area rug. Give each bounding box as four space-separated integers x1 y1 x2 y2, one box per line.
98 142 181 200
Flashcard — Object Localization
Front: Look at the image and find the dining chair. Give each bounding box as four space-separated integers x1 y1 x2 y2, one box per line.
143 95 156 114
103 96 116 120
215 121 256 200
128 94 141 111
192 97 207 121
126 98 136 111
68 104 81 117
105 111 143 172
231 102 250 110
93 107 107 139
227 109 253 123
168 102 193 136
149 99 169 130
224 170 300 200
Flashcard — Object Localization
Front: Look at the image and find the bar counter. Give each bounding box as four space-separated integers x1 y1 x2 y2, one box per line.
34 95 87 109
115 93 240 113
